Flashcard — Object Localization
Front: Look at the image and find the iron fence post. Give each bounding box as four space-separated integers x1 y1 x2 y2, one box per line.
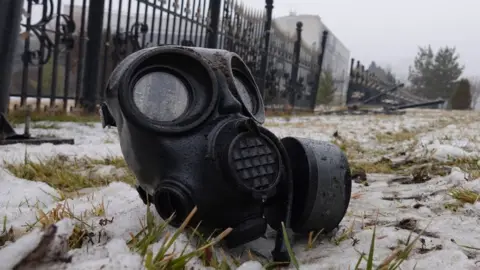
288 21 302 109
82 0 106 113
0 0 74 145
310 30 328 110
259 0 273 98
206 0 221 48
0 0 25 115
346 58 355 104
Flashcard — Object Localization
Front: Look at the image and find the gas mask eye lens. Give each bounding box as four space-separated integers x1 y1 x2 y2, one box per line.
233 75 255 113
133 71 190 122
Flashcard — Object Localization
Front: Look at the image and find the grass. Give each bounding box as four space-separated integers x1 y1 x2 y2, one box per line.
443 201 464 212
5 154 135 193
4 111 478 267
3 152 244 268
264 110 316 123
306 229 324 250
87 156 128 168
277 214 427 270
31 123 61 129
0 216 14 247
128 205 235 270
36 201 94 249
443 157 480 179
7 111 99 125
265 110 314 118
351 158 396 175
281 222 299 269
331 137 369 161
449 188 480 204
10 199 428 270
16 198 99 250
350 156 480 179
333 221 356 246
373 117 469 145
451 239 480 252
351 214 430 270
15 191 235 269
375 130 417 143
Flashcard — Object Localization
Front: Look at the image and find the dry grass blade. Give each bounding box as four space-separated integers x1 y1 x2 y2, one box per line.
153 207 198 262
130 204 172 256
334 220 355 245
134 205 234 270
377 248 401 269
449 188 480 204
1 216 14 247
354 217 432 270
179 221 202 257
165 227 233 270
353 212 431 270
306 229 324 250
386 220 433 270
450 239 480 251
22 200 94 249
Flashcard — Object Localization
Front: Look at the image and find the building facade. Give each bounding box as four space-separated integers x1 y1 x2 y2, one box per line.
272 13 350 105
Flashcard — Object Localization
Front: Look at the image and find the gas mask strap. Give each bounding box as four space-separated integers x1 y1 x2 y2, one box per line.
242 119 261 135
269 133 294 263
100 102 116 128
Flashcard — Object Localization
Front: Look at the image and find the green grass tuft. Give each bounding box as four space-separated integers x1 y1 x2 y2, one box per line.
449 188 480 204
129 205 234 270
5 155 135 192
354 213 431 270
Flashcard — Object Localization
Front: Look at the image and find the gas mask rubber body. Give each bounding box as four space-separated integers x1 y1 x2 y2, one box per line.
100 45 352 263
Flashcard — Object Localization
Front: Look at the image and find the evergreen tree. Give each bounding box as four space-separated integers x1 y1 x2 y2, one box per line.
316 70 336 105
368 62 398 85
408 45 464 99
450 78 472 110
384 66 397 84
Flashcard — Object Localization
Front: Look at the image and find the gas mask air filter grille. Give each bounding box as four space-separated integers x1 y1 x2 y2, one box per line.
228 133 281 193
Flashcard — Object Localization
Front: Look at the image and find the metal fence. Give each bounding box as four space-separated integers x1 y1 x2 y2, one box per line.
346 58 438 107
4 0 326 114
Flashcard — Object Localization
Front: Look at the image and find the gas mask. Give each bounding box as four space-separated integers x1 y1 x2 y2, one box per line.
100 45 352 263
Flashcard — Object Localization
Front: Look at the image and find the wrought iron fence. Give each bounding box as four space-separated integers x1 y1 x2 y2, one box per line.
5 0 326 114
263 22 322 111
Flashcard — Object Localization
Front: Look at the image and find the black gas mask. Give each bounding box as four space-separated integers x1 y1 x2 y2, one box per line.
100 45 352 263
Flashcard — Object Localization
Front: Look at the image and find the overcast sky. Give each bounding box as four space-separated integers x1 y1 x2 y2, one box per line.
241 0 479 80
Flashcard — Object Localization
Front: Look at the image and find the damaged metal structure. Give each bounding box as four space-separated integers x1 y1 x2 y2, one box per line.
319 59 445 116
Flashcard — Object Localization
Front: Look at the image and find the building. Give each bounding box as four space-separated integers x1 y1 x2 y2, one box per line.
272 13 350 105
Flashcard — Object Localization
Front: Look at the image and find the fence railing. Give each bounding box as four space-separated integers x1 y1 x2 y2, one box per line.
4 0 329 114
346 58 435 106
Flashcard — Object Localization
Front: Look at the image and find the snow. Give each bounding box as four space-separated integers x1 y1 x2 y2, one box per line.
1 109 480 269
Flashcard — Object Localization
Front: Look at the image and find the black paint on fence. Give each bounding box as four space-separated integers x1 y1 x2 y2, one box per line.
5 0 335 113
3 0 440 115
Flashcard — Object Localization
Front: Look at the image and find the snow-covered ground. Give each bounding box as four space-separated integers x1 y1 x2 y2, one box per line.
1 109 480 269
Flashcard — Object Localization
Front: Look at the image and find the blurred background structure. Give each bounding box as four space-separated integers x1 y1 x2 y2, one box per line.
4 0 440 115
